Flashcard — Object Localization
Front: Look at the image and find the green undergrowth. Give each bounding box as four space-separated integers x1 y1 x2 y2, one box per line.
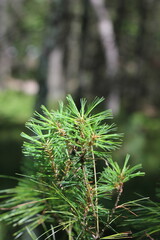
0 90 35 124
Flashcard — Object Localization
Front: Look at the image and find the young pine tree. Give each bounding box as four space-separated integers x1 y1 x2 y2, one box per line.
0 95 144 240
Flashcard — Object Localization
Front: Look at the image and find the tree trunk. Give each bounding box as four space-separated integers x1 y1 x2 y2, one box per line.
65 0 83 98
89 0 120 114
35 0 69 111
0 0 11 84
48 47 65 101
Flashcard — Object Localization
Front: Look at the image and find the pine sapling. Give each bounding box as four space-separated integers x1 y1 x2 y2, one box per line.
0 95 145 240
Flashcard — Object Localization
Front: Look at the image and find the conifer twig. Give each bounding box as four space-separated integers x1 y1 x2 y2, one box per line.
91 146 99 238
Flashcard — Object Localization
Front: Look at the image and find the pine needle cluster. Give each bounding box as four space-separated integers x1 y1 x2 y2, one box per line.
0 95 145 240
120 188 160 239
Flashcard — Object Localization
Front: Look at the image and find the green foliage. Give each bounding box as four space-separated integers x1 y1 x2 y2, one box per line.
0 90 35 123
15 0 49 48
98 154 144 196
115 112 160 179
0 95 144 239
119 187 160 239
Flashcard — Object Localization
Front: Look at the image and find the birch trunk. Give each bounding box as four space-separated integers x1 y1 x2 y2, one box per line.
89 0 120 114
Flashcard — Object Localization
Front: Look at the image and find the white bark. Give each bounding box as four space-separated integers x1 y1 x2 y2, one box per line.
47 48 65 101
90 0 119 76
89 0 120 114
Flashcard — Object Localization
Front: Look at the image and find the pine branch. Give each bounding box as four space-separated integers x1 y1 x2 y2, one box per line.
0 95 145 240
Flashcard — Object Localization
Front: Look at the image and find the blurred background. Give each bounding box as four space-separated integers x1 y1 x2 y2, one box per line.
0 0 160 238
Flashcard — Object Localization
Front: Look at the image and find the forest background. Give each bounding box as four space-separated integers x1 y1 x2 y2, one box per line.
0 0 160 238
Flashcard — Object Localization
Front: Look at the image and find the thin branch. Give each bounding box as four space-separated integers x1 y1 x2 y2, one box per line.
109 184 123 222
114 184 123 210
91 146 99 239
145 233 155 240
